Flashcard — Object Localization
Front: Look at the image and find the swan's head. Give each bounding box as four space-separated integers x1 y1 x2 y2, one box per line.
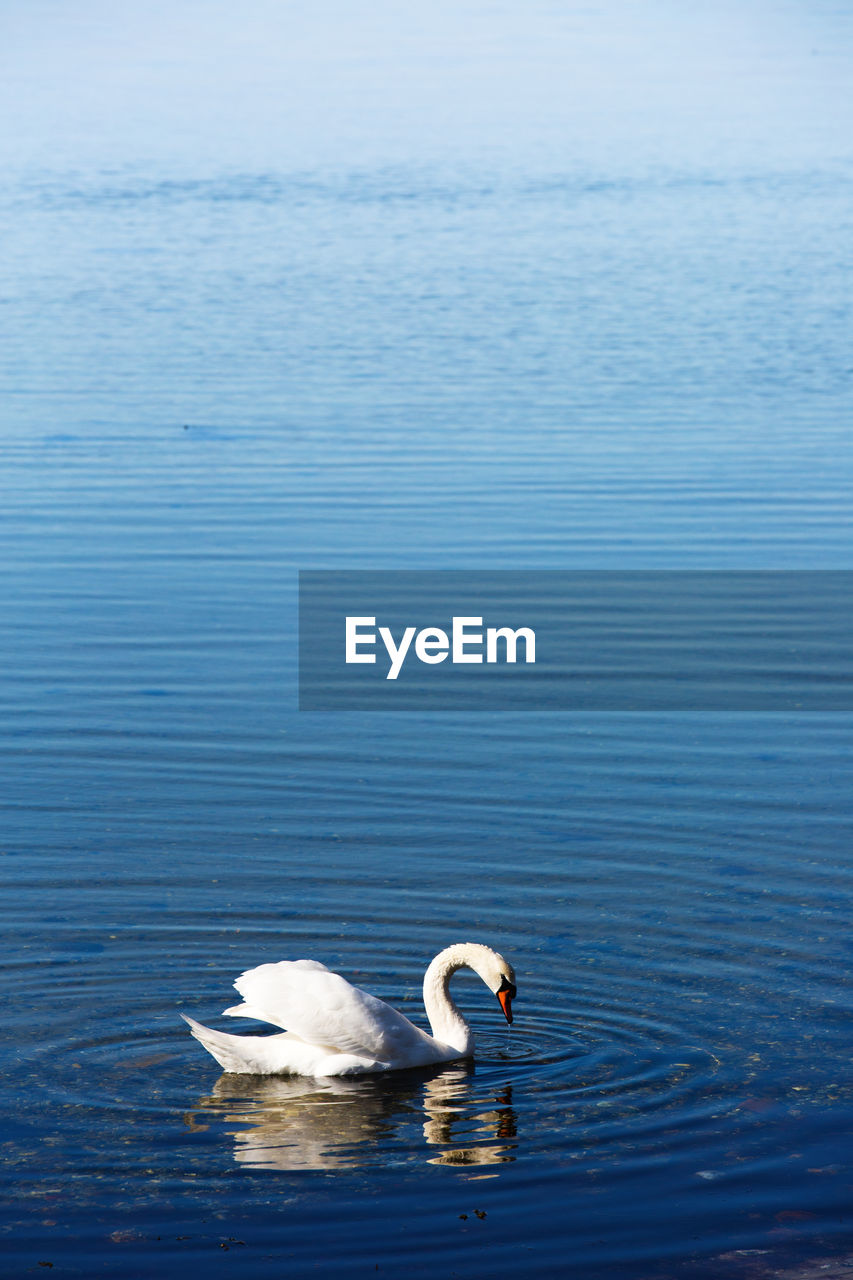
463 944 516 1025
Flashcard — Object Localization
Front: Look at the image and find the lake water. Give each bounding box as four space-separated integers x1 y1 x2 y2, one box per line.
2 1 853 1276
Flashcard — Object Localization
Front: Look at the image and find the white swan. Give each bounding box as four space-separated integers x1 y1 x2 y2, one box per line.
182 942 516 1077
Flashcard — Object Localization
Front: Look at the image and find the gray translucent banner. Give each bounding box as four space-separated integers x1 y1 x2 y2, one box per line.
298 571 853 711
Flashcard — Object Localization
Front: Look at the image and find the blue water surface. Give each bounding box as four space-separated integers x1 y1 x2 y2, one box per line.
1 1 852 1276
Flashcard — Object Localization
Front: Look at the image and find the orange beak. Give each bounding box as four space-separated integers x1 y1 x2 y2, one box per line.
497 987 513 1024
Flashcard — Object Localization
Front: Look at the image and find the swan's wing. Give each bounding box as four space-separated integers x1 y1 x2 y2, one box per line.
223 959 331 1020
223 960 427 1061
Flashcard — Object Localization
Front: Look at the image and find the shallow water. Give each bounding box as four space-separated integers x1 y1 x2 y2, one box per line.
2 1 853 1276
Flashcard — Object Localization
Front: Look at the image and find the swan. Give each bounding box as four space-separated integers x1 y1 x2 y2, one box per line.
182 942 516 1077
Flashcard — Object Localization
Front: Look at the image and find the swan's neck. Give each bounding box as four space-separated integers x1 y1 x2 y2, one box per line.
422 943 482 1055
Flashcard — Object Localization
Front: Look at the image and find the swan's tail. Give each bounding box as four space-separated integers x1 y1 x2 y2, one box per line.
181 1013 269 1074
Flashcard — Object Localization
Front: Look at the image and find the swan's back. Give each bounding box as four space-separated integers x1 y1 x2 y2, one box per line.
224 959 437 1063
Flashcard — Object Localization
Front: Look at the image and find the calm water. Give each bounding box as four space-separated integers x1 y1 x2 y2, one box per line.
2 1 853 1276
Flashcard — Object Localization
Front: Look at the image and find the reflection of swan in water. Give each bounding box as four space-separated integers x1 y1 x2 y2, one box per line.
185 1065 517 1171
183 943 516 1077
422 1074 517 1167
192 1074 404 1170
